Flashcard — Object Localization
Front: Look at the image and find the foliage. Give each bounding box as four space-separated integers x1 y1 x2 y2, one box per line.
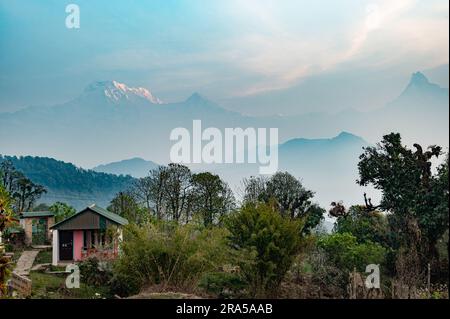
111 222 230 297
357 134 448 260
49 202 76 223
225 203 303 297
318 232 387 274
0 155 135 209
79 257 113 287
242 173 324 233
191 172 235 227
334 205 389 246
108 191 149 225
130 164 235 226
0 159 46 212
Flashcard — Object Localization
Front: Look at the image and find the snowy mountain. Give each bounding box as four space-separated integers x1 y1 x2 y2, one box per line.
0 73 448 207
83 80 164 104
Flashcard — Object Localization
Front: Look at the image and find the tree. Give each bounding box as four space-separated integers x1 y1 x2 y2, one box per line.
333 205 389 246
49 202 76 223
0 159 46 212
13 177 46 212
241 176 267 204
133 166 169 220
163 164 193 222
358 133 448 261
191 172 235 226
132 176 154 213
242 172 324 233
226 203 303 297
0 160 20 192
108 192 148 225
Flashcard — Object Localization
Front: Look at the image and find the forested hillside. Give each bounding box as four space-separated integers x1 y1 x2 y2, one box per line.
0 155 134 209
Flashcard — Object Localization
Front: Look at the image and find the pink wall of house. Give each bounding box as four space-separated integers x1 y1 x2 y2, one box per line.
73 230 84 261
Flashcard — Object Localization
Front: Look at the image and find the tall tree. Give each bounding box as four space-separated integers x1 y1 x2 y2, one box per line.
13 177 46 212
358 133 448 261
242 172 324 233
108 192 148 225
191 172 235 226
0 160 47 212
163 164 193 222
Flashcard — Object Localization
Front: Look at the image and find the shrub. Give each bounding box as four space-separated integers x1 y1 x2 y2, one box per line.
111 222 230 297
225 203 303 297
318 232 387 274
79 257 112 287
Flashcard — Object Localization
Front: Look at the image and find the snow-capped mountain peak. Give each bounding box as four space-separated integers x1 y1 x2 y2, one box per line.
84 80 164 104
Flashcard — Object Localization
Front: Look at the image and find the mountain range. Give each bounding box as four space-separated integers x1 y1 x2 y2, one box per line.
1 131 369 210
0 71 447 208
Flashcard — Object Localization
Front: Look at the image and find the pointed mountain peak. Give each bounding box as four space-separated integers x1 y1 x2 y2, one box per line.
83 80 163 104
186 92 209 104
409 72 430 86
335 131 356 139
333 131 366 143
398 71 447 99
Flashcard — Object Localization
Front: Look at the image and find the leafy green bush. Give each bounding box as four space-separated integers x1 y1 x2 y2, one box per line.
111 222 230 297
334 206 389 245
225 203 303 297
79 257 112 287
318 232 387 273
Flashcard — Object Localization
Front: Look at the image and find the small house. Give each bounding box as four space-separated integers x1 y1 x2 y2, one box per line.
20 211 55 245
50 204 128 266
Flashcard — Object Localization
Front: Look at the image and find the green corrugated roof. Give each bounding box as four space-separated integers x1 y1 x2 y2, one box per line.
51 204 128 230
88 205 128 226
21 211 54 218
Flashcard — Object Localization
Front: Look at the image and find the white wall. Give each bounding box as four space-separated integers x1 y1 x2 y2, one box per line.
52 229 59 266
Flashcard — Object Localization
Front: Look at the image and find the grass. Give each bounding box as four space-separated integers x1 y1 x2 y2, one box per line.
33 249 52 265
29 271 111 299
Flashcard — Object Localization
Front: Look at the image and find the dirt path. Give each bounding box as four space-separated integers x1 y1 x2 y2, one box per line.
14 250 40 276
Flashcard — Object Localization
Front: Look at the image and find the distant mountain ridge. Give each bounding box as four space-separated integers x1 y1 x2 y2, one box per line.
279 131 371 207
93 157 159 178
0 72 447 207
0 155 135 209
0 72 446 168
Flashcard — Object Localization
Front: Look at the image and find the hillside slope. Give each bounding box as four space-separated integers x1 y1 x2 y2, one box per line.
0 155 135 209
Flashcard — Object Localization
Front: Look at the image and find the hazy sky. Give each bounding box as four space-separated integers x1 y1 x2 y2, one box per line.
0 0 448 114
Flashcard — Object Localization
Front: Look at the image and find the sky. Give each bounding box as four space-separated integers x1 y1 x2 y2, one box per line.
0 0 448 114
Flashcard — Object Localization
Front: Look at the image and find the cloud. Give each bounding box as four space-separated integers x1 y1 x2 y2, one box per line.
215 0 447 96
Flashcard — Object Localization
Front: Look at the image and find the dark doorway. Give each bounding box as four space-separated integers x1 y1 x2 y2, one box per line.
32 218 48 245
59 231 73 261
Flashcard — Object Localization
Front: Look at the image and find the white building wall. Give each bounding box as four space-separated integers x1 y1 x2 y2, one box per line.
52 229 59 266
